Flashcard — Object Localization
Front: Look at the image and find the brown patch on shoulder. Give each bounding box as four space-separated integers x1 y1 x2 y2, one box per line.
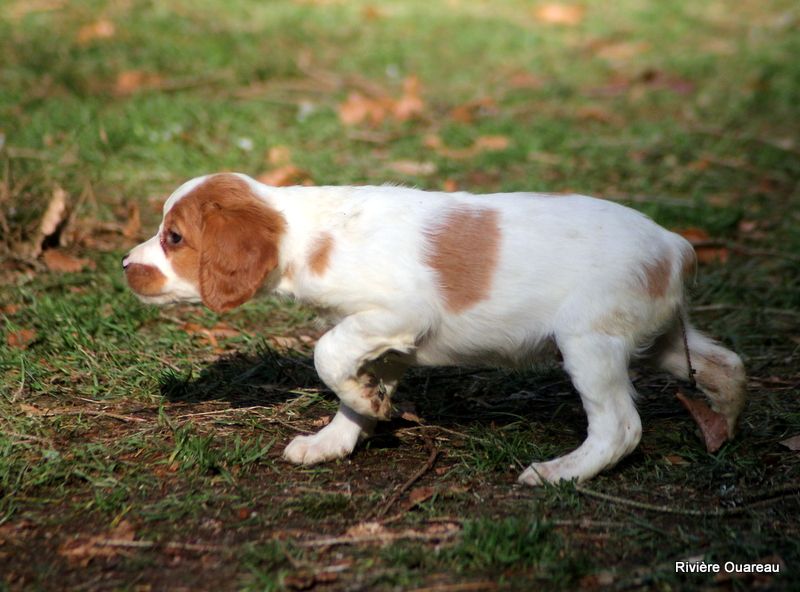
308 232 334 276
164 173 286 312
642 256 672 298
125 263 167 296
425 206 500 313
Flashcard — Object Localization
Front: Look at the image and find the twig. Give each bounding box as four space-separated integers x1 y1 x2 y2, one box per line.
24 408 147 423
575 483 800 517
96 539 225 553
408 582 498 592
375 446 440 519
297 524 459 548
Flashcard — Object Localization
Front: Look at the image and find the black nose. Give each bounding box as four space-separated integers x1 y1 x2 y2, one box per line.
122 255 130 270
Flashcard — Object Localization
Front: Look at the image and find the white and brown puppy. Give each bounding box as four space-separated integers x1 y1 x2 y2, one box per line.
124 173 746 485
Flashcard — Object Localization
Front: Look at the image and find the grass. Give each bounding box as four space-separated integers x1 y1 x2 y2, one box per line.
1 0 799 590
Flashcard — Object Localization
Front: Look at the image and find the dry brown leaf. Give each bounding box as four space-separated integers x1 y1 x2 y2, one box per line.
407 486 436 506
392 75 425 121
59 520 136 567
7 0 65 20
122 203 141 239
675 227 730 264
267 145 293 166
338 76 425 126
575 106 618 124
181 322 242 348
311 415 332 427
271 335 302 350
345 522 386 538
114 70 163 95
7 329 37 349
39 186 69 239
1 304 21 315
534 3 585 26
664 454 689 466
779 435 800 451
76 19 115 44
257 165 313 187
42 249 95 273
509 71 544 90
425 134 511 159
473 135 510 151
442 179 459 192
339 92 389 126
593 40 650 63
676 390 730 453
450 97 497 124
387 160 437 176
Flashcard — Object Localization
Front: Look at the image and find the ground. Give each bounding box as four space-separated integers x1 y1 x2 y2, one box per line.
1 0 799 590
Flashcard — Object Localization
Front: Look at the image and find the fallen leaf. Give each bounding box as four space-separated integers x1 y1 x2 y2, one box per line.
450 97 497 124
59 520 136 567
267 145 293 166
675 227 730 264
387 160 437 176
1 304 20 315
114 70 163 95
442 179 459 192
575 106 618 124
593 40 650 63
271 335 302 350
338 76 425 126
7 329 37 349
257 165 313 187
181 322 242 348
393 75 425 121
122 203 141 239
76 19 115 44
425 134 511 159
407 486 436 507
345 522 386 538
42 249 95 273
39 186 69 239
534 3 585 26
676 390 730 453
339 92 390 126
311 415 332 427
508 71 544 90
664 454 689 466
779 435 800 451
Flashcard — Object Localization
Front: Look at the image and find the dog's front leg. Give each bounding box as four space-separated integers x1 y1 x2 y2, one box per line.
283 312 414 465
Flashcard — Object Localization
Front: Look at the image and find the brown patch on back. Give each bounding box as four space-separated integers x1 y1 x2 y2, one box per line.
425 206 500 313
165 173 286 312
125 263 167 296
308 232 334 276
642 256 672 298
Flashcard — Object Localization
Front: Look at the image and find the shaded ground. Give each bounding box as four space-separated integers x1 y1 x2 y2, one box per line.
1 0 799 590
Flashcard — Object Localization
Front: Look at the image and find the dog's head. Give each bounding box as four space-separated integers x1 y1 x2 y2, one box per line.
123 173 285 312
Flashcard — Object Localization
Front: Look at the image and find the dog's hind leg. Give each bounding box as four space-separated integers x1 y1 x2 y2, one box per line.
647 320 746 435
519 332 642 486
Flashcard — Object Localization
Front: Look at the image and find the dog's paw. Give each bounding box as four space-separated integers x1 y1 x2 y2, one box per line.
517 461 574 487
283 432 354 465
518 464 549 487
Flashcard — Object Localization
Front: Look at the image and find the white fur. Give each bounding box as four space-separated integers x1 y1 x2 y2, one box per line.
125 174 746 485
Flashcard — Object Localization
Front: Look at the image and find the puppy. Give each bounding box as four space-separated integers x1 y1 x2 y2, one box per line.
124 173 746 485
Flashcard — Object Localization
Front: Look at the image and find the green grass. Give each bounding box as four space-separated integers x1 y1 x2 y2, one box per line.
2 0 799 590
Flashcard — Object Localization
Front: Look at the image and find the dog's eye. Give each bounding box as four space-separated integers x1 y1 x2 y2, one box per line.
166 230 183 246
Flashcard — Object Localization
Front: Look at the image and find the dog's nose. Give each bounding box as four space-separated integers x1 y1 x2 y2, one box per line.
122 255 130 270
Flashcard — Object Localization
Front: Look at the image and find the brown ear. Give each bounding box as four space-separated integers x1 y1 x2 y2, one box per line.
199 202 284 313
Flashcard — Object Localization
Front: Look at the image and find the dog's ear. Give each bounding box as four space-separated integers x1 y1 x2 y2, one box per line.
199 201 284 313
